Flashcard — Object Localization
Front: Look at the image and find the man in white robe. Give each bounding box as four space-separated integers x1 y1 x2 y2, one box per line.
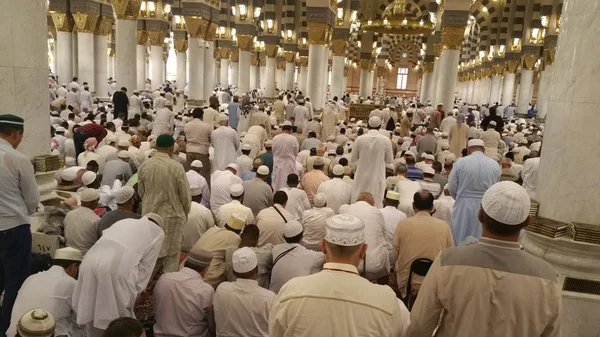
212 116 240 171
151 103 175 136
351 116 393 208
128 91 143 115
316 165 352 213
292 99 310 133
271 122 299 192
73 216 164 337
236 144 254 177
242 125 268 159
320 107 337 141
186 161 211 208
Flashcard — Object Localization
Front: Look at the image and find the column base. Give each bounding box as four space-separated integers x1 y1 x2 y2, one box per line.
521 231 600 337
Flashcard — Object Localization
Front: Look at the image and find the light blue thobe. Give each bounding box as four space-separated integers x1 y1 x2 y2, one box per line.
448 151 501 245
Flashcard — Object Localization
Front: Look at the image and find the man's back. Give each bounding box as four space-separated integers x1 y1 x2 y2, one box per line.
242 179 273 215
256 205 294 247
269 243 324 293
270 263 409 337
193 227 241 287
139 152 190 216
407 238 561 337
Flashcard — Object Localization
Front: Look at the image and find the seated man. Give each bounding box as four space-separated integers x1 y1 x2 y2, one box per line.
153 248 215 337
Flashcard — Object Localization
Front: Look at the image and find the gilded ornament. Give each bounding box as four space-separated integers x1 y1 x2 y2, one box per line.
147 30 166 46
265 44 279 58
299 56 309 67
284 51 295 63
441 26 466 50
237 34 254 52
50 12 75 32
307 22 331 45
506 60 520 73
73 13 99 34
174 39 188 53
544 48 556 67
331 40 347 57
137 30 148 45
492 64 505 76
95 17 114 36
111 0 142 20
521 55 538 71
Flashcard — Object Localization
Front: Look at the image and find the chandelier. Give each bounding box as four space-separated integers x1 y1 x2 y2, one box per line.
360 0 435 35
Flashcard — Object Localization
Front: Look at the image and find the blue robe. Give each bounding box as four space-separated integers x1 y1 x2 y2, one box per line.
449 151 501 244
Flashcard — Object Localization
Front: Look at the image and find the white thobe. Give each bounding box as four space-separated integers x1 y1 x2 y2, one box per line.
128 146 145 169
321 108 337 141
210 170 243 214
339 202 390 280
73 217 164 330
293 105 310 132
214 279 275 337
271 133 299 192
256 205 295 247
153 96 167 110
394 178 422 217
182 202 216 252
243 126 268 159
269 243 325 294
379 206 407 267
216 200 255 227
128 95 142 114
57 86 68 98
64 207 100 255
433 195 455 227
186 170 211 207
351 130 393 208
300 207 335 249
236 154 253 177
8 266 82 337
522 157 540 199
316 178 352 214
279 187 311 220
66 91 80 110
212 126 240 171
440 116 456 134
80 91 93 111
152 108 174 136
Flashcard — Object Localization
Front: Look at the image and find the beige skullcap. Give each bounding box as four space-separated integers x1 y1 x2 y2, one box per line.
118 150 131 159
325 214 365 246
114 186 135 204
368 116 381 127
118 138 130 147
241 143 252 151
313 157 324 166
423 166 435 175
230 184 244 197
81 171 97 186
17 309 55 337
186 248 213 268
191 160 203 168
332 164 345 176
53 247 83 262
190 184 202 196
227 214 246 230
482 181 531 225
257 165 270 175
468 139 484 147
284 220 304 238
264 140 273 147
314 193 327 207
386 191 400 201
80 189 100 202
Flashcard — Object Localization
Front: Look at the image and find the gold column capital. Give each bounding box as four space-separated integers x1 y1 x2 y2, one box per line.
299 56 309 67
543 47 556 67
344 66 349 78
174 38 188 52
230 52 239 62
360 59 374 71
147 30 166 46
265 44 279 58
277 59 286 70
137 30 148 45
217 47 230 59
250 55 258 66
506 60 520 73
204 22 218 42
237 34 254 52
163 51 168 62
307 22 332 45
441 26 466 50
184 17 207 39
284 51 295 63
492 64 505 76
72 13 99 34
94 17 114 36
482 67 493 78
50 12 75 33
331 39 347 56
376 66 387 78
521 55 538 71
434 44 443 59
423 61 434 73
111 0 142 20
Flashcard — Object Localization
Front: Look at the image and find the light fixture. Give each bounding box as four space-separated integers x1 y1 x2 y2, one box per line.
430 12 436 24
419 19 424 27
254 7 261 19
219 26 226 38
302 37 307 47
482 6 487 12
541 16 549 28
479 50 485 59
238 4 247 21
357 41 361 48
147 1 156 17
266 19 274 33
401 18 407 26
498 44 505 55
140 1 147 15
164 4 171 14
383 18 388 25
286 29 293 41
367 20 372 25
422 43 426 50
231 6 236 16
336 8 344 26
511 38 520 51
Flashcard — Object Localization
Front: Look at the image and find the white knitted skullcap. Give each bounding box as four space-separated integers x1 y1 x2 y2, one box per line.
232 247 257 273
325 214 365 246
481 181 531 225
314 193 327 207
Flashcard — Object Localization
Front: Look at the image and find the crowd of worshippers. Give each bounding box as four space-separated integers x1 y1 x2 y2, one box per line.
1 78 559 337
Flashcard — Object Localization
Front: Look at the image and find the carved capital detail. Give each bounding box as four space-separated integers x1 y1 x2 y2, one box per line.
441 26 466 50
204 22 218 41
265 44 279 58
111 0 142 20
147 30 166 46
136 30 148 45
95 17 114 36
423 61 434 73
184 16 205 38
50 12 75 32
299 56 309 67
217 47 230 59
284 51 295 63
73 13 99 34
230 52 239 62
522 54 538 71
307 22 332 45
331 39 347 56
544 47 556 67
492 64 505 76
360 59 374 71
174 38 188 52
506 60 520 73
237 34 254 52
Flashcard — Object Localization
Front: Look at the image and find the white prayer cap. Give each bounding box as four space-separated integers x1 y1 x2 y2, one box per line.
232 247 258 273
313 157 325 166
350 118 356 122
190 184 202 196
241 143 252 151
332 164 345 176
368 116 381 128
282 121 293 126
114 186 135 204
118 150 131 159
481 181 531 225
217 114 228 122
442 132 449 137
441 143 449 150
314 193 327 207
146 213 164 228
118 138 130 147
327 149 336 156
191 160 203 168
327 135 335 141
519 139 528 144
60 167 79 182
404 150 415 158
80 189 100 202
325 214 365 246
284 220 304 238
17 309 55 337
385 163 395 171
56 126 66 132
257 165 270 175
467 139 484 147
265 140 273 147
53 247 83 262
230 184 244 197
423 166 435 175
81 171 97 186
186 248 213 268
489 121 497 126
227 163 239 172
227 215 246 230
424 154 435 161
386 191 400 201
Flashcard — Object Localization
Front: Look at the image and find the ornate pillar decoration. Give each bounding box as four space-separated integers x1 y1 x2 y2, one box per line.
284 51 297 91
111 0 143 92
50 5 75 83
299 55 309 94
306 2 334 111
434 10 468 110
501 59 520 107
537 42 556 119
420 60 434 103
217 47 231 88
330 34 348 99
230 49 239 87
479 66 493 105
203 23 217 99
93 8 114 97
72 0 100 93
185 16 208 102
359 58 374 98
237 34 255 93
148 29 166 87
517 53 539 115
264 43 279 98
136 30 148 90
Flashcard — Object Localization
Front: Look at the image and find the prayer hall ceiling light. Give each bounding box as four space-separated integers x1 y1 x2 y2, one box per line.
360 0 435 36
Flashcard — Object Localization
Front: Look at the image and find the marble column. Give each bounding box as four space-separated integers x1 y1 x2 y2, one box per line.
299 62 308 94
489 73 503 105
230 61 239 88
430 58 442 104
237 35 252 93
284 52 296 91
501 61 518 107
536 63 553 119
219 59 229 87
187 37 204 101
434 50 461 110
359 65 371 98
113 1 140 93
259 64 266 89
177 51 187 90
56 30 74 83
421 66 433 103
466 79 475 103
307 44 328 110
108 55 115 79
93 19 111 97
479 76 492 105
150 45 163 87
249 64 257 90
77 32 95 91
517 56 536 115
330 55 345 99
4 0 49 158
203 41 215 98
265 53 277 98
277 68 285 91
